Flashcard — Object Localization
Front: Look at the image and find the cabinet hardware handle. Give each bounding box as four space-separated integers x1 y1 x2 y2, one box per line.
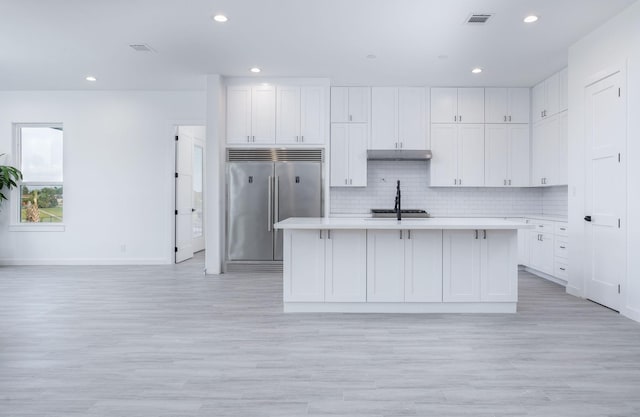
509 179 511 185
483 230 487 239
454 179 457 185
400 230 403 239
459 115 462 122
319 230 323 239
328 230 331 239
459 179 462 185
400 142 403 149
349 115 353 121
267 176 273 232
345 179 348 185
454 115 457 122
560 246 566 249
560 267 566 271
301 135 304 142
504 179 507 186
349 179 353 185
560 227 566 231
252 135 256 142
509 115 512 122
475 230 479 239
408 230 411 240
395 142 398 149
247 135 250 142
504 115 507 122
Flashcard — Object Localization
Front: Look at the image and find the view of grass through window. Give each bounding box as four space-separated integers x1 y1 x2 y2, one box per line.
20 185 63 223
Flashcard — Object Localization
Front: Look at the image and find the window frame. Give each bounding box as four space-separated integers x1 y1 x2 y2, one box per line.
9 123 65 232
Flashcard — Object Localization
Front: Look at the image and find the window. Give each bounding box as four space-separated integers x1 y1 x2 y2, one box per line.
16 124 64 224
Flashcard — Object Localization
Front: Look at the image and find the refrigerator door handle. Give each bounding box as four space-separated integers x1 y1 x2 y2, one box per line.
275 176 280 225
267 176 273 232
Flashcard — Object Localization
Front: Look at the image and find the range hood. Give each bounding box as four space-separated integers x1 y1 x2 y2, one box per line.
367 149 432 161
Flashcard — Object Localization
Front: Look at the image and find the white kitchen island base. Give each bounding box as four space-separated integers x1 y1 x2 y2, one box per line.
275 218 533 314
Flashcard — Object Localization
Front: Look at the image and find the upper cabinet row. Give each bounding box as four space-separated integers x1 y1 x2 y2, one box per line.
227 85 326 145
532 67 568 124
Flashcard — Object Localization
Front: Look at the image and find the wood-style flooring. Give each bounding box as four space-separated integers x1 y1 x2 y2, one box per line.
1 253 639 417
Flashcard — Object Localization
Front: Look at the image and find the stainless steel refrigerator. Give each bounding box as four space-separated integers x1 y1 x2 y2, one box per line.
226 149 323 265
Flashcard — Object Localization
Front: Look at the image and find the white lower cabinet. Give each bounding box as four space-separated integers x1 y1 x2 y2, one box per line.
325 230 367 302
367 230 444 302
283 230 326 302
443 230 516 302
517 218 569 284
285 229 367 302
529 231 555 275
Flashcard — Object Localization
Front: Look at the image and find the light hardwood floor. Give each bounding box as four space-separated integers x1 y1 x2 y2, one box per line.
1 253 639 417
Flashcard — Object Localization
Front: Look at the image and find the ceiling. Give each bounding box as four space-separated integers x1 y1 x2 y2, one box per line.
0 0 636 90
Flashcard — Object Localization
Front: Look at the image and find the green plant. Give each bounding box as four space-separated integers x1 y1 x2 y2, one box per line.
0 153 22 205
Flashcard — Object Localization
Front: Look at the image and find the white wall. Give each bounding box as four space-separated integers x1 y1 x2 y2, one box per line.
567 0 640 321
0 90 206 265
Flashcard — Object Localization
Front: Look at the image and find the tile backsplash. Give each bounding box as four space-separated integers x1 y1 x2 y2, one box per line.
330 161 553 217
542 186 568 217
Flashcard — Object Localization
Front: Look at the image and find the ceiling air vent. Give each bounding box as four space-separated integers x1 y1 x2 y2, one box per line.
466 13 493 24
129 44 155 52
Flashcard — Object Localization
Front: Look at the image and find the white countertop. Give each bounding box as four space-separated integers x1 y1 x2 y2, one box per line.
274 217 535 230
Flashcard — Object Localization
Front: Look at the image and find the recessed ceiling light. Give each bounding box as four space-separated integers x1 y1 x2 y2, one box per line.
524 15 539 23
250 67 261 73
85 76 97 82
213 14 228 23
366 54 376 59
471 67 483 74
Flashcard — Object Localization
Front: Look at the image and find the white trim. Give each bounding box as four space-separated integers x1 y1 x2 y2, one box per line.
284 302 517 314
8 224 65 232
523 266 568 287
0 257 170 266
622 306 640 323
566 285 583 298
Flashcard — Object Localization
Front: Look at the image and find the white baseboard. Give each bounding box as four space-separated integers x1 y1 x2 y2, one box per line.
523 267 568 287
284 302 517 314
566 285 583 298
622 306 640 323
0 258 171 266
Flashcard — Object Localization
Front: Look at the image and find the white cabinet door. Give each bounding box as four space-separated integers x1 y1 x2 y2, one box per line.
484 88 508 123
530 231 554 275
458 124 485 187
283 230 325 302
330 124 349 187
430 124 458 186
367 230 405 302
405 230 443 302
545 72 560 117
508 124 531 187
276 86 301 144
531 122 545 185
251 85 276 143
325 230 367 302
348 124 368 187
443 230 481 302
431 88 458 123
371 87 398 149
481 230 517 302
559 68 568 112
457 88 484 123
348 87 370 123
508 88 531 124
556 111 568 185
300 87 325 144
532 81 546 124
227 86 252 144
330 87 349 122
398 87 426 150
532 116 559 186
484 124 509 187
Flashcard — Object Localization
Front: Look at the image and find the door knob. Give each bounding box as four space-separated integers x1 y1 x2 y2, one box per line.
584 216 592 222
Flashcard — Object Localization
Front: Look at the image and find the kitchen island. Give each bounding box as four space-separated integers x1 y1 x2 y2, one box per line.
274 217 534 313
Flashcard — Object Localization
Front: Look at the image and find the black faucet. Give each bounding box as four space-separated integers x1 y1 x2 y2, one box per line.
394 180 401 221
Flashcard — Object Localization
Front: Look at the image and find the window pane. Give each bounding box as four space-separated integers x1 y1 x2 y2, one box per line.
21 127 63 182
20 185 63 223
192 145 203 238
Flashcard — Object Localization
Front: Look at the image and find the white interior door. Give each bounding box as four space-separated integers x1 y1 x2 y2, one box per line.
175 127 194 263
585 71 626 311
191 128 206 253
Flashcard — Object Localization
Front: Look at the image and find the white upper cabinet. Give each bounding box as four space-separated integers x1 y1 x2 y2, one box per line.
557 110 568 185
371 87 426 150
227 84 276 144
532 113 562 186
431 88 484 124
532 68 567 123
484 124 530 187
331 87 370 123
485 88 530 123
226 86 252 144
559 67 568 113
251 85 276 143
430 124 484 187
330 123 367 187
276 86 325 145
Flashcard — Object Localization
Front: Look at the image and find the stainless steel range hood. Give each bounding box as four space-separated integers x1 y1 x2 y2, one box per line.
367 149 432 161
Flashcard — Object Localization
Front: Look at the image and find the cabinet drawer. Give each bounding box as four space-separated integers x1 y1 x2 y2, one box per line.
555 223 568 237
555 239 568 259
554 262 568 280
529 219 555 232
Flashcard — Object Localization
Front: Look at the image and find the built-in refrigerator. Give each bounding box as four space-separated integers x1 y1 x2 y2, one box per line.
226 149 323 267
